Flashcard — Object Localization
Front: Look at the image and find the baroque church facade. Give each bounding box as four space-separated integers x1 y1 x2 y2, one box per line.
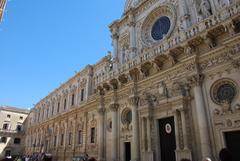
25 0 240 161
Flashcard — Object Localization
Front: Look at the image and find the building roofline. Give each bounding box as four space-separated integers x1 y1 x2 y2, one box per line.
0 106 30 114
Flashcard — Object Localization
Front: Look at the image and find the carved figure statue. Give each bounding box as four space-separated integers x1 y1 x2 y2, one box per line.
158 81 168 98
199 0 212 18
218 0 229 8
204 36 216 48
185 45 194 55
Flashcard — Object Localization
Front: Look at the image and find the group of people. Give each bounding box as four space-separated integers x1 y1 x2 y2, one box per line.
3 153 49 161
180 148 233 161
3 148 233 161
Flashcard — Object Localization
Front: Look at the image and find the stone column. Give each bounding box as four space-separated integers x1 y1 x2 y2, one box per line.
72 120 76 150
129 96 140 161
173 111 180 151
146 116 152 152
141 117 146 152
56 125 60 148
110 22 119 71
190 74 212 160
112 32 119 61
64 121 68 148
86 67 93 97
98 95 106 161
84 112 88 153
180 109 189 150
128 11 137 58
110 103 119 161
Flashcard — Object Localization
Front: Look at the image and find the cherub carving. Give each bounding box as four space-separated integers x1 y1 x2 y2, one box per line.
199 0 212 18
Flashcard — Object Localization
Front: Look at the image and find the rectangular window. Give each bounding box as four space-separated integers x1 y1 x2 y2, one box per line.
90 128 95 143
46 108 49 118
20 116 23 120
52 106 54 115
71 94 75 106
14 138 21 144
78 130 83 144
61 134 64 146
68 132 72 145
57 102 60 113
38 112 40 122
3 123 8 130
42 111 44 120
64 99 67 110
81 89 84 101
54 136 57 147
7 115 11 118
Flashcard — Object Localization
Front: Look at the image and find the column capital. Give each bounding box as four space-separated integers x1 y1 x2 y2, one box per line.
109 103 119 112
128 10 136 27
112 33 119 40
188 74 205 87
130 47 137 53
128 21 136 27
129 95 139 106
98 108 106 115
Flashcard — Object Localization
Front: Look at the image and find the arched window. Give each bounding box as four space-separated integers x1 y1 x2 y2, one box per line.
1 137 7 143
78 130 83 144
64 99 67 110
52 105 54 115
16 125 22 132
90 127 95 143
14 138 21 144
71 94 75 106
2 123 8 130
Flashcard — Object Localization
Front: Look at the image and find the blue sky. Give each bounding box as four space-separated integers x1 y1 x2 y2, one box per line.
0 0 125 109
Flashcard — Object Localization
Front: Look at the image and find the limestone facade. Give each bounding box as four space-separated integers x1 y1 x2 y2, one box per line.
25 0 240 161
0 106 29 159
0 0 6 22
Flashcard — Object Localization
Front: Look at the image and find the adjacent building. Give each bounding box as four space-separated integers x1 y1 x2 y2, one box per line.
0 106 29 159
25 0 240 161
0 0 6 22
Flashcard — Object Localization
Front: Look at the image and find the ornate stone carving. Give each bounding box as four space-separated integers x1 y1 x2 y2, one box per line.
167 54 177 67
203 34 217 49
184 44 196 55
232 59 240 70
221 100 233 113
97 108 106 115
109 103 119 112
143 92 157 107
158 81 169 98
121 108 132 125
110 79 119 90
141 4 176 46
198 0 212 19
129 95 139 106
188 74 205 87
234 104 240 111
210 78 238 105
218 0 229 9
118 74 129 84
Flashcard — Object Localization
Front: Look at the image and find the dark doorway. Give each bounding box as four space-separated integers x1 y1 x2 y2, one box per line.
159 117 176 161
125 142 131 161
224 130 240 161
